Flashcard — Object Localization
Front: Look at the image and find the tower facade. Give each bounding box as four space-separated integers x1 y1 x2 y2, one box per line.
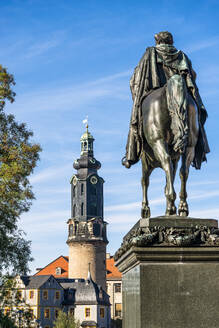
67 125 108 290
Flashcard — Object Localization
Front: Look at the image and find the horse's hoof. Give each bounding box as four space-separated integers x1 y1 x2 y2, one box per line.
165 205 177 216
141 207 151 218
179 211 188 217
178 201 189 217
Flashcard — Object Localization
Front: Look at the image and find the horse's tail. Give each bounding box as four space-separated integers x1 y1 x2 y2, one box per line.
166 74 189 153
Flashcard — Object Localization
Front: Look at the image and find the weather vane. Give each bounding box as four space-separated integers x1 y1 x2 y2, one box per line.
83 116 89 130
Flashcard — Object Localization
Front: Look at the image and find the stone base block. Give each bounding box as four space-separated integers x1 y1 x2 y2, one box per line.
115 217 219 328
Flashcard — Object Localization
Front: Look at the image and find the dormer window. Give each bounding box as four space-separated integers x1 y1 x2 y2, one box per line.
56 267 62 275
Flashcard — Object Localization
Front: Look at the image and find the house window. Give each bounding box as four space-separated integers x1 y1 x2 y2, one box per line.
85 307 90 318
114 283 121 293
29 309 34 319
43 290 48 300
55 291 60 300
55 309 59 319
69 308 74 315
4 308 10 316
44 308 50 319
16 290 22 300
115 303 122 317
29 290 34 299
100 307 105 318
56 267 62 276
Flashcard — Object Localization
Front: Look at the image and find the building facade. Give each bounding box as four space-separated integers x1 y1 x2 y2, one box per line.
35 254 123 323
10 273 110 328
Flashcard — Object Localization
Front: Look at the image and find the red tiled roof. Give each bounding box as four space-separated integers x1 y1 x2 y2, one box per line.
106 257 122 278
35 255 121 279
35 255 69 278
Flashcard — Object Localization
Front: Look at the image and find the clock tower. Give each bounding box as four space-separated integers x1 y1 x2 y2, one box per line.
67 124 108 290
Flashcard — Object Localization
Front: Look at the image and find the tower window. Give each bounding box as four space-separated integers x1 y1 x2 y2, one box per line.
69 224 73 236
91 185 97 195
73 205 76 217
91 203 97 216
81 183 84 195
81 203 84 216
73 186 76 197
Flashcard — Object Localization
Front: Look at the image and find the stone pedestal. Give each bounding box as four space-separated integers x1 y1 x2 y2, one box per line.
115 216 219 328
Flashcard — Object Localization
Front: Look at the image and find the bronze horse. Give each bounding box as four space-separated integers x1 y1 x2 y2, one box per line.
141 74 199 218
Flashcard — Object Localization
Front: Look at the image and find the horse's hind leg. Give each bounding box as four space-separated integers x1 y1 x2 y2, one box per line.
141 154 153 218
152 140 177 216
179 147 194 216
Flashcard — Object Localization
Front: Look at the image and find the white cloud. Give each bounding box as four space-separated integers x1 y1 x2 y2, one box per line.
30 164 71 184
190 189 219 201
185 36 219 54
12 70 131 114
24 39 61 59
105 197 164 212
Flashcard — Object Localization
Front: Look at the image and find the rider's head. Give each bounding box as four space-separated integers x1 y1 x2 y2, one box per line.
154 31 173 45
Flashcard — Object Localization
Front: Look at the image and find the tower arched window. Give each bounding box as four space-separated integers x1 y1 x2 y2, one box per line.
81 183 84 195
81 203 84 216
91 203 97 216
91 185 96 195
73 186 76 197
69 224 73 236
73 205 76 217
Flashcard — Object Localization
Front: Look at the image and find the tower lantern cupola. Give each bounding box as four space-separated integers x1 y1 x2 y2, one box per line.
80 124 94 157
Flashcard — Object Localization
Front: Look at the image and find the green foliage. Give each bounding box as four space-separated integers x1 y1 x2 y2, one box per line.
54 311 80 328
0 310 16 328
0 65 15 111
0 65 41 274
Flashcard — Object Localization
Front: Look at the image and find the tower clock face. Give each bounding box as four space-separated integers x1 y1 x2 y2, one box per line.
89 158 95 164
73 177 78 186
90 176 98 184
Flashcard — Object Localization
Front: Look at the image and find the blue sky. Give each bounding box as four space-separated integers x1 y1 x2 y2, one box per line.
1 0 219 273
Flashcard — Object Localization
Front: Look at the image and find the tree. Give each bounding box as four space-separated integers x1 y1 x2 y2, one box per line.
0 64 41 274
54 311 80 328
0 65 41 327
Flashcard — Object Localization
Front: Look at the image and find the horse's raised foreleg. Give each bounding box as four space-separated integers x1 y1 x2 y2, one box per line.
141 155 153 218
179 147 194 216
153 140 177 216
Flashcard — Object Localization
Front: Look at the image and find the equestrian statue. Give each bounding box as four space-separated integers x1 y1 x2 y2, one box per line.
122 31 210 218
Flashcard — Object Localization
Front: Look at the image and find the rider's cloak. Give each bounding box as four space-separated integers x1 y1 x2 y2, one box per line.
128 45 210 169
